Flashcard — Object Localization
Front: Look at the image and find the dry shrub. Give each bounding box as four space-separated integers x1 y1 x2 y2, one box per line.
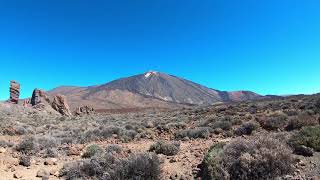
200 136 294 180
149 141 180 156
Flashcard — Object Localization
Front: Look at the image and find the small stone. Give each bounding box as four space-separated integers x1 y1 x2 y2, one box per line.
50 169 59 176
44 158 57 165
0 147 6 153
37 169 50 177
13 172 23 179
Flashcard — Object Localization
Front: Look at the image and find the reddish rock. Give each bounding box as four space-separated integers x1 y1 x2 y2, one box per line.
31 89 50 106
74 105 95 116
51 95 72 116
9 81 20 104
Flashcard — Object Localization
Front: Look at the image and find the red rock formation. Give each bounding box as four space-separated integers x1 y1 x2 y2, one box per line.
74 105 95 116
9 81 20 104
31 89 50 106
51 95 72 116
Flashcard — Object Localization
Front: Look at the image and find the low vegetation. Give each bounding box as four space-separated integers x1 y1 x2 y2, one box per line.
289 126 320 151
60 153 161 180
149 141 180 156
200 136 295 179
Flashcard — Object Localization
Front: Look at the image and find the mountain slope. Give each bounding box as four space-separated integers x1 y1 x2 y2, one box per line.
49 71 262 110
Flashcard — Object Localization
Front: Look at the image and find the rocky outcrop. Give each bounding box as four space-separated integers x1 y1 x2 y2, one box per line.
51 95 72 116
9 81 20 104
74 106 94 116
31 89 50 106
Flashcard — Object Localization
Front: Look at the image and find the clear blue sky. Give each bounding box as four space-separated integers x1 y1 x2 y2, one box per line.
0 0 320 100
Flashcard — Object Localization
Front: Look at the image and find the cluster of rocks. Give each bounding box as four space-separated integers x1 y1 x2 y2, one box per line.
26 88 72 116
5 81 95 116
75 105 95 116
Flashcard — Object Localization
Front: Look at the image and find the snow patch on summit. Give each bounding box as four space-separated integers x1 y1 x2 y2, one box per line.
144 71 158 78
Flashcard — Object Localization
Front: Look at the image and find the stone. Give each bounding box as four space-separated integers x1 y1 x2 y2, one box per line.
44 158 57 165
31 89 50 106
13 172 23 179
74 105 95 116
294 145 314 157
9 81 20 104
36 169 50 177
51 95 72 116
0 147 6 153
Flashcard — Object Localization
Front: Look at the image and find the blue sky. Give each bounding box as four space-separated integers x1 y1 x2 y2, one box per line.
0 0 320 100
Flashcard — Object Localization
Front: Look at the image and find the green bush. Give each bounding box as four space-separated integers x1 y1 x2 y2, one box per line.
289 126 320 151
200 142 225 180
82 144 103 158
149 141 180 156
200 136 294 180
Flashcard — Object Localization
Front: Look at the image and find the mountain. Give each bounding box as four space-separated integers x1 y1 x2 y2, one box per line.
49 71 262 110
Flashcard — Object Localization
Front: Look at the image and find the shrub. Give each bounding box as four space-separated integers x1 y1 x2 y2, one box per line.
45 148 59 158
106 144 122 154
16 137 39 155
36 136 59 150
60 153 161 180
19 155 32 167
286 113 318 131
199 142 226 179
262 116 287 131
149 141 180 156
82 144 103 158
113 153 161 180
175 127 212 139
315 98 320 112
289 126 320 151
212 120 232 131
200 136 294 179
235 122 259 136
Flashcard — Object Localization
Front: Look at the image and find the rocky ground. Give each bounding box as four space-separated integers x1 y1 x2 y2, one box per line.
0 94 320 179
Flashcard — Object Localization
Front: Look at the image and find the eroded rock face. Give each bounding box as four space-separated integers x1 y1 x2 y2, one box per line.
74 106 95 116
51 95 72 116
9 81 20 104
31 89 50 106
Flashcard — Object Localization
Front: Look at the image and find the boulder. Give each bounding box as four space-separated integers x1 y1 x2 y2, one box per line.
9 81 20 104
74 105 95 116
36 169 50 178
51 95 72 116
